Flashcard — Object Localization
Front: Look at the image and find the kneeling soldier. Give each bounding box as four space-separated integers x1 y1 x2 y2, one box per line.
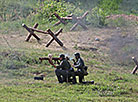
54 54 77 84
73 53 88 83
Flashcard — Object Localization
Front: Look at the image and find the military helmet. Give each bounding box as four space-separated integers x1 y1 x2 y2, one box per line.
74 52 80 57
59 54 65 58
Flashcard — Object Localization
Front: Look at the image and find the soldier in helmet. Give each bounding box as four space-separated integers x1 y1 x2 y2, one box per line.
73 52 88 83
54 54 77 84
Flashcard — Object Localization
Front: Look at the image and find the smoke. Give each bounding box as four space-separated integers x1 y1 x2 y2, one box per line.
106 27 138 65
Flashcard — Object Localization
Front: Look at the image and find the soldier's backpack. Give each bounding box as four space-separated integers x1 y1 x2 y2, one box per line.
82 66 88 75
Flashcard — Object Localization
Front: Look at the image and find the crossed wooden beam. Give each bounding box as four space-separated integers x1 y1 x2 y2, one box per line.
54 11 89 31
53 13 73 26
131 57 138 74
22 23 63 47
24 23 40 42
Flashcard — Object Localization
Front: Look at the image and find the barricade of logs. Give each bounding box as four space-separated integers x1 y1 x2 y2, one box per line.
22 23 63 47
54 11 89 31
131 57 138 74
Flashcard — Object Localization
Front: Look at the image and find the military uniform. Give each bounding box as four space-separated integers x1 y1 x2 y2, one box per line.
55 58 76 84
74 57 86 83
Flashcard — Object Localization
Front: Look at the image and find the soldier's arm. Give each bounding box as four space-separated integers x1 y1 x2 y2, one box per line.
56 61 64 69
72 59 77 65
74 59 83 68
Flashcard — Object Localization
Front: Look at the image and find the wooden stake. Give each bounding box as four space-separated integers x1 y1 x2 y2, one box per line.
131 57 138 74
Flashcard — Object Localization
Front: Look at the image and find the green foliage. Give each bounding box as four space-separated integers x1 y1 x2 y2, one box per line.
98 0 123 15
36 0 70 24
89 0 123 27
0 0 37 21
89 7 107 27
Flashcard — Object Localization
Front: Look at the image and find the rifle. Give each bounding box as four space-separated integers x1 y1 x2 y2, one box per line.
39 55 73 68
39 57 60 67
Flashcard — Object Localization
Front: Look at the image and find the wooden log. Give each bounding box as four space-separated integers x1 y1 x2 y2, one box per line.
81 11 89 19
53 21 61 26
70 23 78 31
47 29 63 47
72 15 78 21
131 65 138 74
25 23 39 41
131 57 138 74
53 13 73 26
62 17 73 20
78 21 88 30
132 57 138 66
22 24 40 41
54 13 67 24
28 27 49 34
46 28 63 47
22 24 33 33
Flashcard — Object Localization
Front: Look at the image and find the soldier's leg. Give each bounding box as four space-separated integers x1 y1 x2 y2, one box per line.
71 72 77 84
60 70 68 82
68 72 77 84
55 69 63 83
79 75 84 83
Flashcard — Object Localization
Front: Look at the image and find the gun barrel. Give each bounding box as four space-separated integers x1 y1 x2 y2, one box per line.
39 57 60 61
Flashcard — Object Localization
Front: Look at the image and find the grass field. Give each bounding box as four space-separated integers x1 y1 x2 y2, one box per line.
0 26 138 102
0 0 138 102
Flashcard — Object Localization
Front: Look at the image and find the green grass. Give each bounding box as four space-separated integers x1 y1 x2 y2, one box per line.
0 0 138 102
0 0 138 34
0 48 138 102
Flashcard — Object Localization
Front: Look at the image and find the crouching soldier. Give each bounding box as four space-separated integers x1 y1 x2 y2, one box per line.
73 53 88 83
54 54 77 84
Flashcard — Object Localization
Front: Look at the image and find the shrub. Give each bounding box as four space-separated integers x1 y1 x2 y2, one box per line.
0 0 37 21
36 0 70 24
88 0 123 27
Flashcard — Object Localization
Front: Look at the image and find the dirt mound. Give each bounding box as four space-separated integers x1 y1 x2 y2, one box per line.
106 14 138 22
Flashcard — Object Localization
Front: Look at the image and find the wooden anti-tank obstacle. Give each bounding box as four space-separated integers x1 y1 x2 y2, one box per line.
131 57 138 74
22 23 63 47
70 11 89 31
24 23 40 42
53 13 73 26
54 11 89 31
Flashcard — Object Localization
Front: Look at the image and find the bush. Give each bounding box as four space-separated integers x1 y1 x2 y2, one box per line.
0 0 37 21
36 0 70 24
98 0 123 15
88 7 107 27
88 0 123 27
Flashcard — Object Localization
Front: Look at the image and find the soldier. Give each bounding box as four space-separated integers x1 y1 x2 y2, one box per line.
54 54 77 84
73 53 88 83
